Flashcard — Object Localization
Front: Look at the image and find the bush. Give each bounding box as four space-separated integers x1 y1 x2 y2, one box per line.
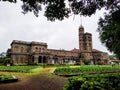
3 58 13 66
63 77 86 90
63 74 120 90
97 61 105 65
81 81 103 90
34 62 38 65
84 61 89 65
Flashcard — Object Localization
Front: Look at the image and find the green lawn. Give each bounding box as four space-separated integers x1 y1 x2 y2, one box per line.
0 66 42 72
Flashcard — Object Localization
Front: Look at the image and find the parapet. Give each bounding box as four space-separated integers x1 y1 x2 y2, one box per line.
11 40 47 46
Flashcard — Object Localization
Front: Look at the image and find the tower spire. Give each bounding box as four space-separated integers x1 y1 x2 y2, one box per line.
79 15 84 29
80 15 82 27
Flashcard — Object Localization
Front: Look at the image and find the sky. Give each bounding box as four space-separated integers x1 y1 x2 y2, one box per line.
0 1 111 54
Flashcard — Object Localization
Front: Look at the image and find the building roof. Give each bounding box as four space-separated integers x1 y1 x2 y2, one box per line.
70 48 104 53
92 49 103 53
84 32 92 35
70 48 80 52
31 41 47 46
11 40 47 46
11 40 30 45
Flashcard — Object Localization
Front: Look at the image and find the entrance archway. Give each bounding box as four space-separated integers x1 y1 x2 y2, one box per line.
54 57 58 64
43 56 47 63
38 56 42 63
32 56 34 63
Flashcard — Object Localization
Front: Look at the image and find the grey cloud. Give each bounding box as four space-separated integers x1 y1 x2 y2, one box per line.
0 2 110 54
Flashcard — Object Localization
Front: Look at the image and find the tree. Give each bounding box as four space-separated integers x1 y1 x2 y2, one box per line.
0 52 6 58
0 0 119 21
97 9 120 58
109 54 118 59
0 52 13 65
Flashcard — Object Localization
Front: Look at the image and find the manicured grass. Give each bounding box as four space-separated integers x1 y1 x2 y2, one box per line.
54 65 120 76
0 66 42 72
0 66 43 84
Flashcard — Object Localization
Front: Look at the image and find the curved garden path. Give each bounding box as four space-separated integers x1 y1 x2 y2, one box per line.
0 68 68 90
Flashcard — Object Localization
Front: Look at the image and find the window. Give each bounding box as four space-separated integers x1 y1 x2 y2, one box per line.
14 46 19 52
26 49 29 53
42 48 44 52
84 43 87 50
84 47 87 50
39 48 41 52
89 37 91 41
21 47 24 53
20 57 24 63
35 47 38 52
89 43 91 46
15 56 18 63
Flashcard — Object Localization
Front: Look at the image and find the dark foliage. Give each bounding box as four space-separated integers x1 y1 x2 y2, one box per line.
97 9 120 58
63 74 120 90
0 0 119 21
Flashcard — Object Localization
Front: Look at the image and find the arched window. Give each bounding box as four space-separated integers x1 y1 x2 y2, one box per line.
39 48 41 52
35 47 38 52
21 47 24 53
14 46 19 52
41 48 44 52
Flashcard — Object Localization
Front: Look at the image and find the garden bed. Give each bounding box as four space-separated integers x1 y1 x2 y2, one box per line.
54 65 120 77
0 75 18 83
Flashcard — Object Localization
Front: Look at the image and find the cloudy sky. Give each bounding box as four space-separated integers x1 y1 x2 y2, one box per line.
0 1 111 54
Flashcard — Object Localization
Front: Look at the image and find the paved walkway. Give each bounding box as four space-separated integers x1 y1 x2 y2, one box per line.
0 68 68 90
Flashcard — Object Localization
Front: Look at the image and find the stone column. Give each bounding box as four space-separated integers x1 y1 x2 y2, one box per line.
34 55 39 63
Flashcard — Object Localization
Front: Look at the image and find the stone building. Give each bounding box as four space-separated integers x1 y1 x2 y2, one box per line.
7 40 79 65
7 25 109 65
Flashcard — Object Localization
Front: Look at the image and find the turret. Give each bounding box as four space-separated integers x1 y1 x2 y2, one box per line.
79 25 84 34
79 25 84 52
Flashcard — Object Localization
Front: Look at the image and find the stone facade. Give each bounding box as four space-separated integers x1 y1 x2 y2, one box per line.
7 40 79 65
7 25 109 65
79 25 93 64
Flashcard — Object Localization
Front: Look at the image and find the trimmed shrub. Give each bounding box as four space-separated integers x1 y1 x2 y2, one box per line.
0 75 18 83
63 74 120 90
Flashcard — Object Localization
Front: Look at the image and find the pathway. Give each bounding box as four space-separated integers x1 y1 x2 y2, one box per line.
0 68 68 90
